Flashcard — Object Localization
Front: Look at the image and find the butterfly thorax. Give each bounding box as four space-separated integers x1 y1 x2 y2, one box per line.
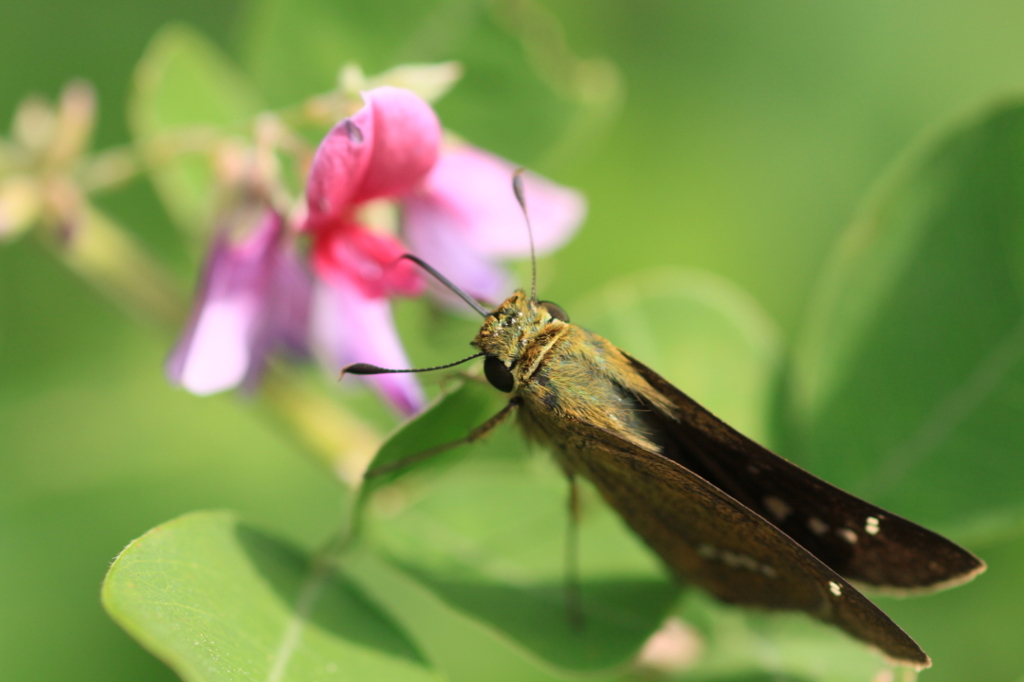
472 291 679 452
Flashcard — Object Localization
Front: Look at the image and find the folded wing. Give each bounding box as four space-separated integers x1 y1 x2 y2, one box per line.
623 352 985 594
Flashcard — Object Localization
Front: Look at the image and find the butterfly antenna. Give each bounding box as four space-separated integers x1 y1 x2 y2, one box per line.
400 254 490 317
512 170 538 302
341 352 486 379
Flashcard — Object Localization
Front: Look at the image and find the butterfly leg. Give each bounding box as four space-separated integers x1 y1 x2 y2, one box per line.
365 399 520 478
565 472 585 631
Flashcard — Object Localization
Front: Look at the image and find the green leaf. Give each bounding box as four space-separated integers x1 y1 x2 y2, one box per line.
360 384 676 673
130 25 262 233
345 549 655 682
361 452 676 674
786 98 1024 540
573 266 781 443
361 379 510 495
102 511 436 682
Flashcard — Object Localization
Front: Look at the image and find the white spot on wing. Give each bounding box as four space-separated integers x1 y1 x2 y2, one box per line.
721 550 760 572
837 528 858 544
808 517 829 535
829 581 842 597
695 543 717 560
763 495 792 522
696 543 777 578
865 516 880 535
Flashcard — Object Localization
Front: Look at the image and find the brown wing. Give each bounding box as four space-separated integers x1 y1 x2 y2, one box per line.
623 352 985 594
535 410 931 669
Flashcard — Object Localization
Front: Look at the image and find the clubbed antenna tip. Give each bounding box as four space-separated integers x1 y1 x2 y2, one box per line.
512 169 537 302
340 353 486 379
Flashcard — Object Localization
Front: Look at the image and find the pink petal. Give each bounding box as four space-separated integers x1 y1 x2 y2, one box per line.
265 239 313 357
305 118 372 232
311 277 425 415
403 195 512 307
312 222 424 298
407 147 587 259
352 87 441 203
238 238 314 393
167 213 282 395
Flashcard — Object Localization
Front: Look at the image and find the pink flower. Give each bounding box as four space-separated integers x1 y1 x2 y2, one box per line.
166 209 310 395
303 87 441 413
403 146 586 305
169 85 586 416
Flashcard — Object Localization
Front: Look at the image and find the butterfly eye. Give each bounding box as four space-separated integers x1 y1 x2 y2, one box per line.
541 300 570 322
484 356 515 393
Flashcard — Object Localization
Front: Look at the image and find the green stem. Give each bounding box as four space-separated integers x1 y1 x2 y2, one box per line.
50 204 186 330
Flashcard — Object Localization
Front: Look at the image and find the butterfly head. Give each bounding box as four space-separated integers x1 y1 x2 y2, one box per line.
471 291 570 393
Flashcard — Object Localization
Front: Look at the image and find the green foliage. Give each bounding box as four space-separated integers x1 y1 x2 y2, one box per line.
131 25 262 234
236 0 585 165
101 268 779 680
777 99 1024 681
103 511 436 682
672 591 880 682
87 48 1024 682
5 2 1024 681
360 381 678 673
787 100 1024 539
238 0 441 107
360 380 510 495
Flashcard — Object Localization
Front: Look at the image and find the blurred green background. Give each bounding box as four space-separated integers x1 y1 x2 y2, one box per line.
3 1 1024 680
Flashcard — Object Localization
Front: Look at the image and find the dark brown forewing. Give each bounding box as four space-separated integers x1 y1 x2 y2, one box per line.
622 353 985 593
547 414 930 669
